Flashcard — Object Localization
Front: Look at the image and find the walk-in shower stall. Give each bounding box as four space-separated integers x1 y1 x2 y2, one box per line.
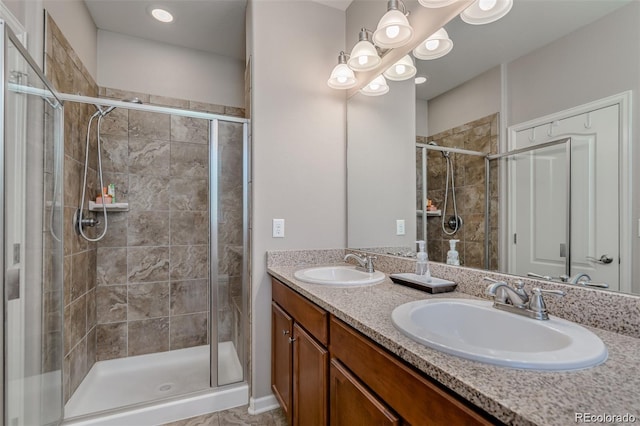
2 19 250 425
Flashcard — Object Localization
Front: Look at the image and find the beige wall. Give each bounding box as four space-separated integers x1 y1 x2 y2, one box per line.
97 30 245 107
427 66 501 136
44 0 97 79
247 0 347 402
347 82 416 248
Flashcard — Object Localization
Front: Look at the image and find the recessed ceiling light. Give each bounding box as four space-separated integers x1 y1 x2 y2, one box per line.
151 8 174 23
415 76 428 84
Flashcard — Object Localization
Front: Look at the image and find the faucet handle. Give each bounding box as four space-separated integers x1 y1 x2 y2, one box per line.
533 288 566 297
529 288 565 320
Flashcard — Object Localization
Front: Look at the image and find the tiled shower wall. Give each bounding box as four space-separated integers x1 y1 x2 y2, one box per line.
45 14 98 402
417 113 499 269
93 89 244 361
45 14 246 402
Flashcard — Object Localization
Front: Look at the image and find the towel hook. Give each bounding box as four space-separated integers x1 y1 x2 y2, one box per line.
584 113 592 129
528 128 536 142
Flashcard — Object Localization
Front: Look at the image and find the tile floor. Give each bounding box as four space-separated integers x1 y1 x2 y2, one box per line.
163 405 287 426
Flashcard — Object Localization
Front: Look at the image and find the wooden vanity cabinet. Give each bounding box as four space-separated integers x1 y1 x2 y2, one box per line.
271 302 293 423
330 316 496 426
272 279 328 426
271 278 498 426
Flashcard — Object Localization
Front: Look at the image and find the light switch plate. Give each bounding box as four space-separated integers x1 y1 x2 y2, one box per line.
396 219 405 236
273 219 285 238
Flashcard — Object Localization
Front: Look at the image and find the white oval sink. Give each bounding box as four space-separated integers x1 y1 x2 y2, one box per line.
392 298 607 370
294 266 385 287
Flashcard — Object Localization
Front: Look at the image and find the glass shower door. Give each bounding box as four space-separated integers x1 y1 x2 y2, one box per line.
2 21 64 426
213 120 248 387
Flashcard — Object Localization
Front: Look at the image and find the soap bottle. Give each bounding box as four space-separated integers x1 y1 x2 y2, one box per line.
415 240 431 281
447 239 460 266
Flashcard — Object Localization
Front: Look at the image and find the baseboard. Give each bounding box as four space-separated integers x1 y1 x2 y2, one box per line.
248 394 279 415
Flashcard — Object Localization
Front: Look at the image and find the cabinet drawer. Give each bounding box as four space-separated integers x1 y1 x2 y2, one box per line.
330 359 399 426
272 278 328 345
330 316 496 426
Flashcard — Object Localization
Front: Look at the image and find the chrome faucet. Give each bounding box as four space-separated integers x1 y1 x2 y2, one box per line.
484 277 565 320
344 253 377 273
527 271 608 288
568 272 591 284
566 273 609 288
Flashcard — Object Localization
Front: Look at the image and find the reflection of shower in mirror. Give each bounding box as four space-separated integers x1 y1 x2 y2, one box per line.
427 141 461 235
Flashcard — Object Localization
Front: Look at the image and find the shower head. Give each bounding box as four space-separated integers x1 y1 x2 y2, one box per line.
123 97 143 104
428 141 449 158
97 97 144 117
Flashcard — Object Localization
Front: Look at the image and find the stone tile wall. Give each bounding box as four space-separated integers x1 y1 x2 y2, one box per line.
44 14 99 402
417 113 499 269
94 88 245 361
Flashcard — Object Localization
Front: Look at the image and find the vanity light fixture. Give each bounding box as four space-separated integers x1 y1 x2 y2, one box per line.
415 76 428 84
150 7 174 23
413 28 453 60
418 0 458 7
360 75 389 96
372 0 414 49
460 0 513 25
348 28 382 72
383 55 417 81
327 51 357 89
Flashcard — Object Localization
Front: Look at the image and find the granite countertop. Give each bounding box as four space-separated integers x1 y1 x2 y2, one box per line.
268 263 640 426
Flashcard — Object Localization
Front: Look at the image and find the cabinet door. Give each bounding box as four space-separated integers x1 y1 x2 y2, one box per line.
293 323 328 426
272 302 293 424
330 359 400 426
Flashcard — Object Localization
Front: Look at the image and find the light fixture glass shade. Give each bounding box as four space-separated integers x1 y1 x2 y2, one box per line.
372 9 413 48
383 55 417 81
418 0 457 8
460 0 513 25
328 52 357 89
413 28 453 60
360 75 389 96
348 39 381 72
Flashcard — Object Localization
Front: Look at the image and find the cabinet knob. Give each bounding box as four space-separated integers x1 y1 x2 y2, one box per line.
283 330 290 335
288 337 296 343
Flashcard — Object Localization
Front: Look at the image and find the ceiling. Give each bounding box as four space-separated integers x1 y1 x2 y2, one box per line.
84 0 248 60
84 0 630 98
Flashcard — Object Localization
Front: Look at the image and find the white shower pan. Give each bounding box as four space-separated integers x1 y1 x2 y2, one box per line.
64 342 245 425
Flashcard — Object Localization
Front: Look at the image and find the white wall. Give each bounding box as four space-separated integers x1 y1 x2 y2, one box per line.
247 0 347 401
427 66 501 136
97 30 244 107
347 80 416 248
416 99 428 137
43 0 97 79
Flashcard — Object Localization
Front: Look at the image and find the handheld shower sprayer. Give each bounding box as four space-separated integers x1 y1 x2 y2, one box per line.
75 97 144 241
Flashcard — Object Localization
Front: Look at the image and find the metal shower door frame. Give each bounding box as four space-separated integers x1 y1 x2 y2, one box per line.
1 18 66 426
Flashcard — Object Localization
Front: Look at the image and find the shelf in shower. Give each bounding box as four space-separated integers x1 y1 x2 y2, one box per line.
89 201 129 212
416 209 441 217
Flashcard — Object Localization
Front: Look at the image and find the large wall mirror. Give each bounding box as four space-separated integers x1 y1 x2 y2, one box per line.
346 0 640 295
